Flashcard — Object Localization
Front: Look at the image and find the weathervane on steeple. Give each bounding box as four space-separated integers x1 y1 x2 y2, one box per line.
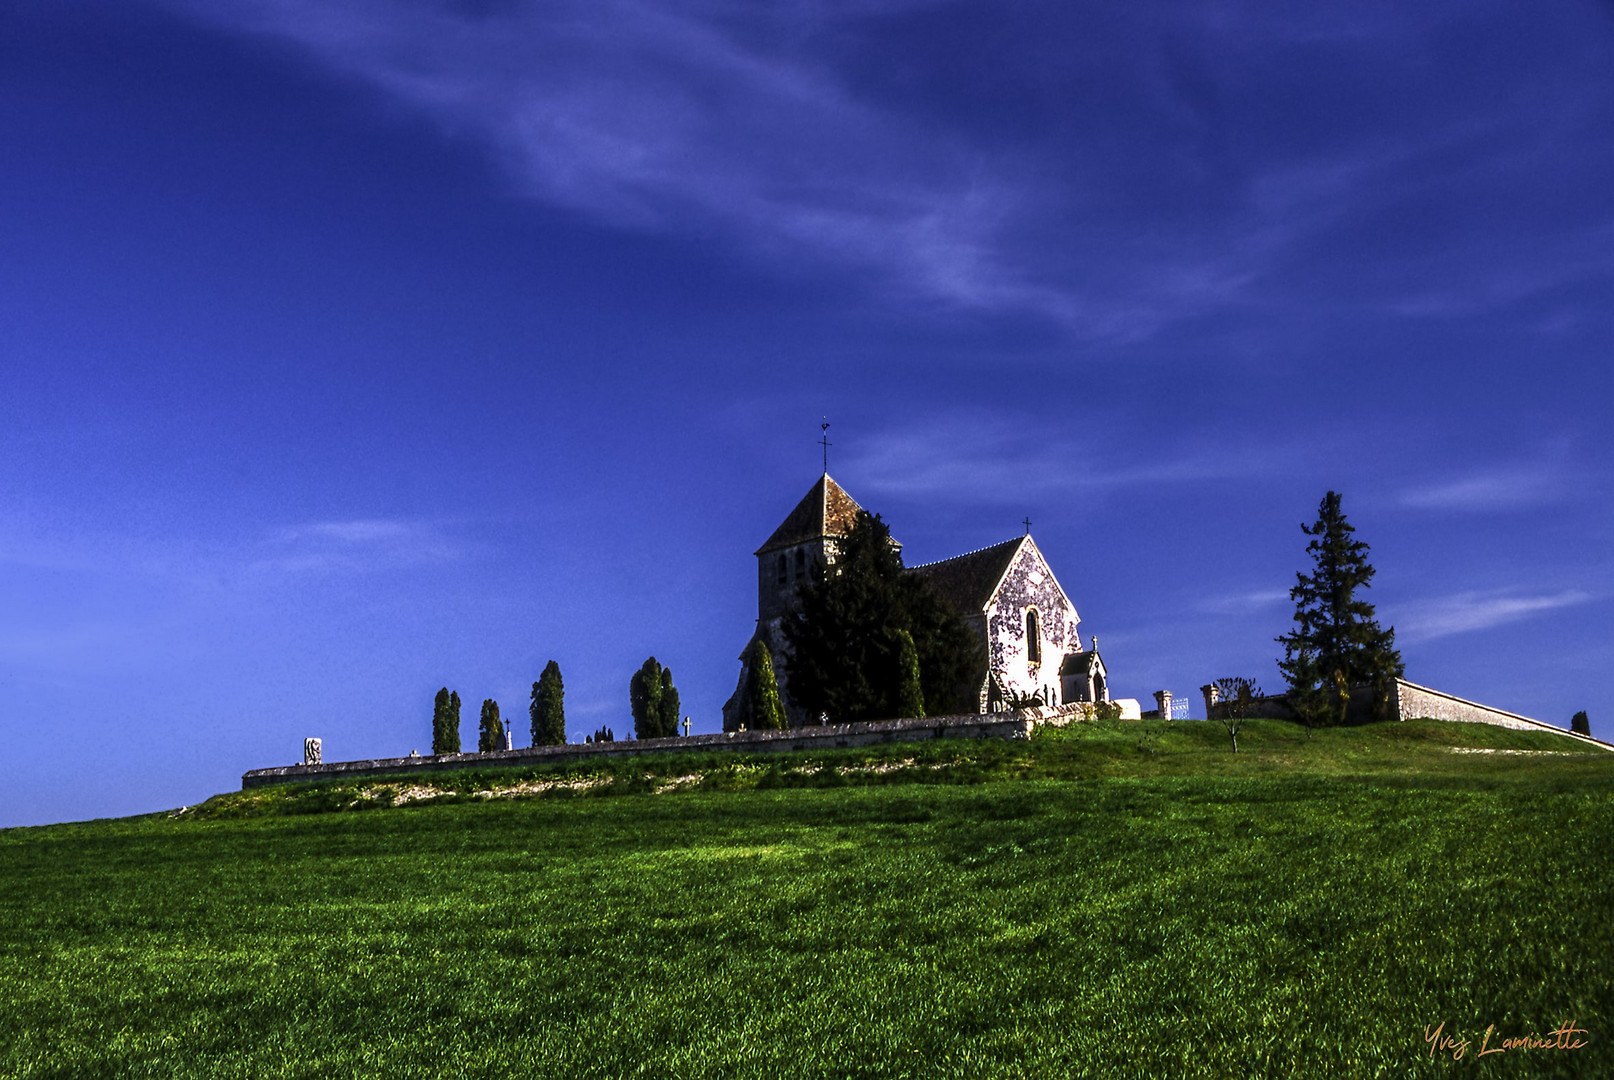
819 418 832 474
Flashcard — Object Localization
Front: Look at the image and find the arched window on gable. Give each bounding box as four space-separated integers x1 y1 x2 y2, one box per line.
1026 609 1041 665
777 554 788 586
795 548 807 580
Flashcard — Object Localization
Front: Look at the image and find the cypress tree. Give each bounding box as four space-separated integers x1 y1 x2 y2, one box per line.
743 638 787 730
1276 492 1404 726
530 661 566 746
630 657 664 739
432 687 462 755
894 628 925 718
1571 711 1591 737
478 698 504 753
657 665 681 738
431 687 454 755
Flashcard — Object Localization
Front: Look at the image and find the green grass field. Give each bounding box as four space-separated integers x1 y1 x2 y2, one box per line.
3 718 1610 1078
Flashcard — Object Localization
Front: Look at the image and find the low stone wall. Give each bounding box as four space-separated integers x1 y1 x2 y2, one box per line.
1390 679 1610 750
241 704 1087 790
1205 678 1610 751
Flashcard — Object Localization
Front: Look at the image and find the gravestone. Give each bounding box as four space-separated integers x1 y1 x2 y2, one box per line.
303 738 322 766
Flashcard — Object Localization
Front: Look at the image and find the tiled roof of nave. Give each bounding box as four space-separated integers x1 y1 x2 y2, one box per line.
908 536 1027 615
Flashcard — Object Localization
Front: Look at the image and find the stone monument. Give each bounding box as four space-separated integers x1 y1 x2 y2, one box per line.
303 737 322 766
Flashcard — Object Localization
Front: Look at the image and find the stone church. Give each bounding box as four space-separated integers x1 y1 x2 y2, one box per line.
722 474 1108 729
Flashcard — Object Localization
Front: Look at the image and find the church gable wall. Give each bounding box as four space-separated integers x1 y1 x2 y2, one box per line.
985 544 1079 705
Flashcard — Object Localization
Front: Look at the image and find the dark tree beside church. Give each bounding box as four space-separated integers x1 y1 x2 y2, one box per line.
630 657 681 739
904 579 981 718
432 686 461 755
895 628 925 719
1276 492 1403 726
738 638 787 730
530 661 566 746
783 510 980 723
478 698 504 753
1571 711 1591 737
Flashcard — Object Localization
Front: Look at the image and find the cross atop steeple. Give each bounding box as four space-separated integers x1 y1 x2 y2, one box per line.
819 418 832 474
1022 516 1033 535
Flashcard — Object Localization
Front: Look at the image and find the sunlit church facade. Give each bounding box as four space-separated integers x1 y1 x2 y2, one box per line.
722 474 1108 729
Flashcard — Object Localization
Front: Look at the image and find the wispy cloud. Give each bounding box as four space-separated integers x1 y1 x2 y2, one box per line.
158 0 1071 321
846 417 1283 501
1394 589 1592 642
153 0 1614 337
1399 464 1569 511
1198 588 1291 616
257 518 461 573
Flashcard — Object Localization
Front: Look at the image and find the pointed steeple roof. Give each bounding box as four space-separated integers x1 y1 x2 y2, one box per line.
755 473 866 555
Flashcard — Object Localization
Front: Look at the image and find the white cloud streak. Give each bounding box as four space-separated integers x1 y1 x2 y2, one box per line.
1198 588 1291 616
159 0 1071 320
257 518 461 573
1394 589 1592 642
1399 464 1569 511
845 416 1284 501
151 0 1614 338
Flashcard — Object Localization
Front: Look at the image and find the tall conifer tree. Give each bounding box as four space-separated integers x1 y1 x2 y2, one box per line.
478 698 504 752
630 657 664 739
742 638 787 730
629 658 681 738
432 686 461 754
657 665 681 737
1276 492 1403 725
894 628 926 719
431 687 453 755
530 661 566 746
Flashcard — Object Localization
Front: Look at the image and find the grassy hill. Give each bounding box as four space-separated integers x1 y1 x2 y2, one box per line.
3 718 1610 1078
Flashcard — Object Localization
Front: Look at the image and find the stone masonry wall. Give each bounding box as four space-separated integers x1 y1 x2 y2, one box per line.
1393 680 1549 731
243 704 1088 790
1208 679 1610 751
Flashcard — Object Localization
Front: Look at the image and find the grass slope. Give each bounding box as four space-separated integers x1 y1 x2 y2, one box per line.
2 719 1610 1079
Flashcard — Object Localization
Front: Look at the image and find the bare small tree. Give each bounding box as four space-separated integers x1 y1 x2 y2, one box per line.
1213 677 1262 753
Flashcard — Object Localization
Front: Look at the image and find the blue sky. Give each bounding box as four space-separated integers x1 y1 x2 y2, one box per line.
3 0 1611 827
